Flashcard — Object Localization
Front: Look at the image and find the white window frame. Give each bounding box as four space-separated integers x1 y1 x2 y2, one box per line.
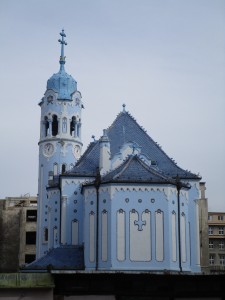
219 255 225 265
209 255 214 265
219 241 225 249
208 226 213 235
209 241 214 249
218 227 224 235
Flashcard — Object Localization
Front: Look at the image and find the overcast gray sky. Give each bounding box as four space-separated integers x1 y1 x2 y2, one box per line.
0 0 224 211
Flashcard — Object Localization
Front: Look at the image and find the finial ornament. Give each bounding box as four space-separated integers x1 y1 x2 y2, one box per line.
58 29 67 68
122 103 126 112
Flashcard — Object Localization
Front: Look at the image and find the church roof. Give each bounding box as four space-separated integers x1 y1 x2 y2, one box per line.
101 155 176 184
69 110 200 180
23 246 84 271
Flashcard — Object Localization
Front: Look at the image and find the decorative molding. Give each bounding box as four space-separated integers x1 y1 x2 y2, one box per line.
48 189 59 198
111 185 172 198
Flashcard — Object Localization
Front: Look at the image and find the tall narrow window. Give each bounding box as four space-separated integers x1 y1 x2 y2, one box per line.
117 209 125 261
43 227 48 243
62 117 67 133
44 116 49 137
53 163 58 176
181 213 187 262
155 210 164 261
171 212 177 262
101 210 108 262
89 212 95 262
70 116 76 136
72 220 79 245
53 226 58 247
77 122 80 137
52 115 58 136
62 164 66 173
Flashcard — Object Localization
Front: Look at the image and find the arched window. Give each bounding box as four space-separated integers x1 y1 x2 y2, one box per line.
53 163 58 176
52 115 58 136
44 116 49 137
62 164 66 173
43 227 48 243
62 117 67 133
70 116 76 136
53 226 58 247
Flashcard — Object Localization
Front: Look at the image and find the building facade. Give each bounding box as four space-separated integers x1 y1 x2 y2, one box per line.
198 182 209 272
30 30 202 273
208 211 225 272
0 196 37 272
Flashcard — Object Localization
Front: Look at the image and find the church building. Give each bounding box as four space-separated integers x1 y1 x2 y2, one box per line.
27 30 201 273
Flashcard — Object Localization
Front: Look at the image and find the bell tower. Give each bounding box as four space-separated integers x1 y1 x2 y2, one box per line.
36 30 83 258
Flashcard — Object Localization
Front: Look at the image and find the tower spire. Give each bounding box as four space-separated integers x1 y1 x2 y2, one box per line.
58 29 67 71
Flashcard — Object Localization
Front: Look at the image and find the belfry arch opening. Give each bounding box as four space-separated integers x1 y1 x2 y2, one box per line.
70 116 76 136
52 115 58 136
44 116 49 137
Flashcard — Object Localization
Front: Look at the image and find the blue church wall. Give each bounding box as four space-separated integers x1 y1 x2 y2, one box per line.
109 184 172 270
84 186 98 269
46 188 60 249
98 187 112 270
60 178 90 246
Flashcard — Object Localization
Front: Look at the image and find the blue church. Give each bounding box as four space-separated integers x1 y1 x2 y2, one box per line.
28 30 201 273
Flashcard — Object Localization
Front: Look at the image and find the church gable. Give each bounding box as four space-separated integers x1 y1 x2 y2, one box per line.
70 109 200 181
101 155 175 185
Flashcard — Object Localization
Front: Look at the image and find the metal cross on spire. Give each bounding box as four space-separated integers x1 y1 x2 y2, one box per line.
58 29 67 69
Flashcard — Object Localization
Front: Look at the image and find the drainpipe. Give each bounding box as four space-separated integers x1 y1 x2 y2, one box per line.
176 175 182 272
94 168 101 271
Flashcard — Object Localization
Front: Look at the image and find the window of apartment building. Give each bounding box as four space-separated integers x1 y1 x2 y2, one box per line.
209 255 215 265
220 255 225 266
26 210 37 222
219 241 225 249
209 241 214 249
218 215 224 221
208 226 213 235
26 232 36 245
218 227 224 235
25 254 36 264
208 215 213 221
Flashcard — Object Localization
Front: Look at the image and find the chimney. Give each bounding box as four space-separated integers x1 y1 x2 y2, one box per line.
99 129 111 175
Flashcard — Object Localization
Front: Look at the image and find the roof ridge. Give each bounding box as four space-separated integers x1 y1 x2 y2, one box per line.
138 157 174 181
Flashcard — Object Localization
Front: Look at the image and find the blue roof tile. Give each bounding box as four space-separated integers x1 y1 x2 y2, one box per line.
69 111 200 180
23 245 84 271
101 155 176 184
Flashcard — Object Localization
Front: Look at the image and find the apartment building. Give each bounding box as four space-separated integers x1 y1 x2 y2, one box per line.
0 196 37 272
208 212 225 272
